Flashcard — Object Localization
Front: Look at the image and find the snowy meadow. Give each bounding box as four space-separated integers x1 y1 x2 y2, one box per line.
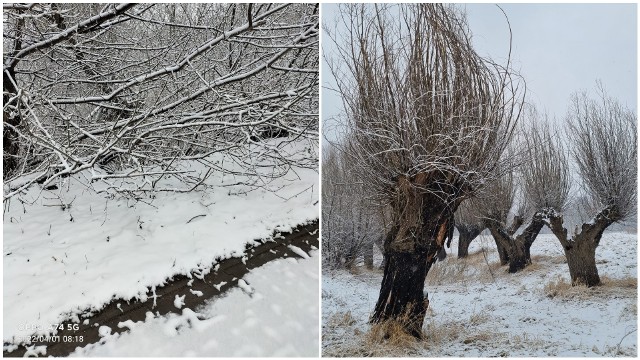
322 231 637 357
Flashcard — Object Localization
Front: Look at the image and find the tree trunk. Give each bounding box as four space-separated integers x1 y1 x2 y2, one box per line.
364 239 374 269
494 238 510 265
564 238 600 286
372 249 432 337
435 247 447 261
487 216 544 273
507 237 529 273
456 225 483 258
545 208 618 287
374 233 387 269
370 175 456 338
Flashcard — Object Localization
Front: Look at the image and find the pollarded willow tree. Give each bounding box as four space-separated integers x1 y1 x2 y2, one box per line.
325 3 524 336
482 116 570 273
452 197 486 259
3 3 318 200
543 87 637 287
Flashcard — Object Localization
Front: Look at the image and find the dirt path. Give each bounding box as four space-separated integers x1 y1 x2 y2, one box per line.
3 220 319 357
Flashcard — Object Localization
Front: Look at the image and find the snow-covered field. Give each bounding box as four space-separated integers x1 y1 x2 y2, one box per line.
70 252 319 357
322 231 637 357
3 140 319 355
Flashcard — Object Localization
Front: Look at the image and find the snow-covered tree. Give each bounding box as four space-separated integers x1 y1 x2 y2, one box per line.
480 113 570 273
322 142 382 269
325 3 523 337
3 3 318 200
543 86 637 286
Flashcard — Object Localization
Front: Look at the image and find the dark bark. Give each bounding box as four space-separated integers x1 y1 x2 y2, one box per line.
564 239 599 286
370 175 457 338
372 249 432 337
435 247 447 261
487 214 544 273
494 238 510 265
486 214 523 265
545 207 619 287
456 224 484 258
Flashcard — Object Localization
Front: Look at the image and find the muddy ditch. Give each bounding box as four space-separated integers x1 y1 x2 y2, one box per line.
3 220 319 357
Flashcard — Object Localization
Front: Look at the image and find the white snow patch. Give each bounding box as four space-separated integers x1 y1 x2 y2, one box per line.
238 279 253 295
213 281 227 291
173 294 186 309
98 326 112 338
287 244 310 259
70 251 319 357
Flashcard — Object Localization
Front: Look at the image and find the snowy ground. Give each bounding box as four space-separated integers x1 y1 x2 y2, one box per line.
70 251 319 357
3 140 319 355
322 231 637 357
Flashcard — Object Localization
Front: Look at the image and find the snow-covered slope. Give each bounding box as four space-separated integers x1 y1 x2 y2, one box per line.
3 140 318 345
70 251 320 357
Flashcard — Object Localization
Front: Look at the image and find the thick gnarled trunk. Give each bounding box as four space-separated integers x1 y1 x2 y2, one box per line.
564 239 599 286
370 176 455 337
456 224 483 258
487 216 543 273
372 249 432 337
545 208 617 287
494 239 510 265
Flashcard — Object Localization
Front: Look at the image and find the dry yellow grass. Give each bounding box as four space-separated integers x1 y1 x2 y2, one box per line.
544 275 637 299
322 315 469 357
544 276 592 299
367 320 421 348
426 249 504 286
600 275 637 289
326 311 356 328
531 254 567 265
468 311 490 326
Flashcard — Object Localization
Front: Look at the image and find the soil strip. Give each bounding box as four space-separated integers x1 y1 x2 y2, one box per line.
3 220 319 357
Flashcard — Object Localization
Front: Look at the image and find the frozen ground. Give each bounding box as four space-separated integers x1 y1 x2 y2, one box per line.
3 140 318 353
322 231 637 357
70 251 319 357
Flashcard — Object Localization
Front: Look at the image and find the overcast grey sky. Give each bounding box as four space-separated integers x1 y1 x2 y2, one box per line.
321 3 637 145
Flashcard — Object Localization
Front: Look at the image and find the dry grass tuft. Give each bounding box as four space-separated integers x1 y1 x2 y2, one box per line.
544 275 638 299
426 251 503 286
468 311 490 326
422 318 466 345
322 315 470 357
366 320 420 348
327 311 357 328
600 275 637 289
522 261 545 273
531 254 567 265
462 331 493 345
544 276 591 299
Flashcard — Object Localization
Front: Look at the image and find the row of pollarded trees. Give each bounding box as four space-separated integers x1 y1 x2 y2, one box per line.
454 94 636 287
324 3 636 338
